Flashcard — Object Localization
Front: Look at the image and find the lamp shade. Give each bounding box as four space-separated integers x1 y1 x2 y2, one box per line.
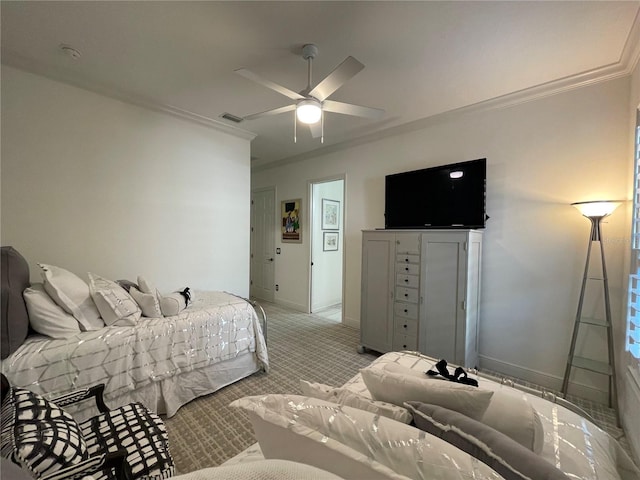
571 200 621 218
296 99 322 124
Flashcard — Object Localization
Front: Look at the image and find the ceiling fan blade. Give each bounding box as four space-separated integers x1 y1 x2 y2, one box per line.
308 56 365 101
243 104 295 121
235 68 305 101
308 122 322 139
323 100 384 119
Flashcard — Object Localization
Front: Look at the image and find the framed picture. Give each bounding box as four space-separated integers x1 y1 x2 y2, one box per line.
323 231 339 251
322 198 340 230
281 199 302 243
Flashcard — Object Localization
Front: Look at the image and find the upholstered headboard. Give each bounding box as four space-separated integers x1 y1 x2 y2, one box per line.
1 247 31 359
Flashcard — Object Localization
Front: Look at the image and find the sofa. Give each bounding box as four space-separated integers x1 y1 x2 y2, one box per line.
231 351 639 480
0 246 269 421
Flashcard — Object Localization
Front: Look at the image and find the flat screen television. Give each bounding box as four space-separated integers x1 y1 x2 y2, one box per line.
385 158 486 229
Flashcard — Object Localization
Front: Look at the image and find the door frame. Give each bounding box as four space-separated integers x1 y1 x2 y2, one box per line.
308 174 347 321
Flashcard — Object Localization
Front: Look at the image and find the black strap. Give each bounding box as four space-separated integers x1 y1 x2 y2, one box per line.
179 287 192 307
426 359 478 387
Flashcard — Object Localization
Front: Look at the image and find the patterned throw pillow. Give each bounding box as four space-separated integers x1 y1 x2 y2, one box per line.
88 273 142 326
0 387 88 478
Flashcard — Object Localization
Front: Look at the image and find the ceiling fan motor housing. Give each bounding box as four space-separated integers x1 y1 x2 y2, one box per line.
302 44 318 60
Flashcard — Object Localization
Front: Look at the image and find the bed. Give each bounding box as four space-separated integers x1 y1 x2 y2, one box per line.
0 246 269 421
230 350 639 480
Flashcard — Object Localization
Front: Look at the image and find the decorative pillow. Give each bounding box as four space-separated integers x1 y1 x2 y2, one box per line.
481 390 544 453
38 264 103 331
405 402 570 480
231 394 502 480
136 276 164 317
116 279 138 293
88 273 141 326
137 276 158 296
382 362 544 452
299 380 412 424
172 459 346 480
360 366 493 420
157 291 187 317
0 387 88 478
23 284 81 338
129 287 163 318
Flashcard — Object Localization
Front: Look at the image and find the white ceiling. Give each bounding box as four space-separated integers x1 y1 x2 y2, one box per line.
2 1 639 169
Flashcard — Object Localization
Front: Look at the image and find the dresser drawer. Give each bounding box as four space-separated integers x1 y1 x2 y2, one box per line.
393 333 418 351
396 253 420 265
395 233 421 255
394 302 418 319
396 286 419 303
396 274 419 289
396 263 419 275
394 317 418 336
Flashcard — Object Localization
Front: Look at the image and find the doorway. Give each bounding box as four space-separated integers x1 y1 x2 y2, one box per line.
310 178 345 322
250 187 276 303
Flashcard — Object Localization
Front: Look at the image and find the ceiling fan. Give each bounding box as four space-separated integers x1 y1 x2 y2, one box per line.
235 44 384 142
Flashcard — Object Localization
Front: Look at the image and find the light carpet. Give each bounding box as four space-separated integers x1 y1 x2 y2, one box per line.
164 301 378 474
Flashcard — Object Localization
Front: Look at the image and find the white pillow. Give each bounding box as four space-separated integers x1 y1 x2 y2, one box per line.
360 366 493 420
157 290 187 317
299 380 413 424
88 273 141 326
231 394 502 480
23 283 82 338
129 286 163 318
481 390 545 453
136 275 164 318
171 460 346 480
382 361 544 452
38 263 103 331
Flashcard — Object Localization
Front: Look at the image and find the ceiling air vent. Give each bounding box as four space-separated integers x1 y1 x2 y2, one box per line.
220 112 244 123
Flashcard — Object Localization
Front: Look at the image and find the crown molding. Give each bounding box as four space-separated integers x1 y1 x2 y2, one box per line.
253 57 635 173
253 8 640 172
2 54 257 142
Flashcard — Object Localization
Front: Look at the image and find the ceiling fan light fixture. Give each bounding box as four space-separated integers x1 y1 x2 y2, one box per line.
296 99 322 124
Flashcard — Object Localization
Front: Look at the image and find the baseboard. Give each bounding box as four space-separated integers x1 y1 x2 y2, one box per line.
343 316 360 330
275 299 308 313
479 354 608 404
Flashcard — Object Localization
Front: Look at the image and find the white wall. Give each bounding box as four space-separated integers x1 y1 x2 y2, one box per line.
311 179 344 312
253 77 630 402
1 66 252 296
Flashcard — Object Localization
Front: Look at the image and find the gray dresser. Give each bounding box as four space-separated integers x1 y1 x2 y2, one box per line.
359 229 483 368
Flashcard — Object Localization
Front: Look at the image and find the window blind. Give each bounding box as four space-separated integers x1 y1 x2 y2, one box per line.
626 112 640 361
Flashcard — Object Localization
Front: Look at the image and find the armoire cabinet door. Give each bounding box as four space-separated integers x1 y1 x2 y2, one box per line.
360 232 395 353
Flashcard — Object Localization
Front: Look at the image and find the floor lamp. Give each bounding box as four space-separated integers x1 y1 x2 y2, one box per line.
562 200 620 426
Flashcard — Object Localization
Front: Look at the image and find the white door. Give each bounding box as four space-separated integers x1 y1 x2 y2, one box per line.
250 188 275 302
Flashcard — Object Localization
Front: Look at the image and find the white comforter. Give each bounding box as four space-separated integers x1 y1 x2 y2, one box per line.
341 351 639 480
1 291 268 404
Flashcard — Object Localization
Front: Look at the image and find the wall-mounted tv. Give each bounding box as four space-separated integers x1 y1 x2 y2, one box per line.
385 158 487 229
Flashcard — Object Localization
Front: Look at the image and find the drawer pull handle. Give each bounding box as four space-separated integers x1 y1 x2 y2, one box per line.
404 293 408 297
404 309 408 313
403 344 407 348
404 279 409 283
405 258 409 262
405 267 409 271
403 324 407 328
